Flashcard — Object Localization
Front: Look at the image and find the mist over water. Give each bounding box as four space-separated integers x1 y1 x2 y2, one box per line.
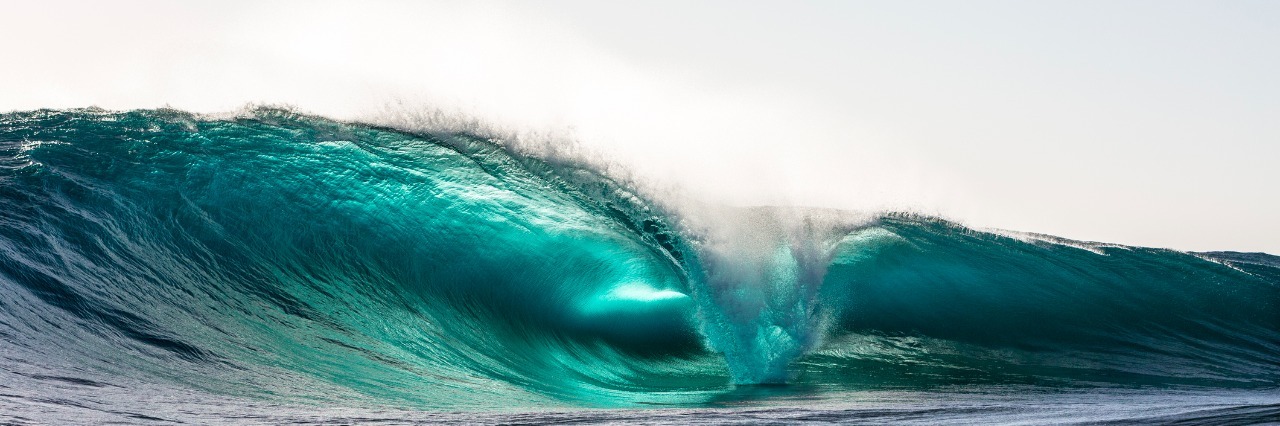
7 1 1280 253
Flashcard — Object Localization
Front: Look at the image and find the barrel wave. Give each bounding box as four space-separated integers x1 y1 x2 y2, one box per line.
0 108 1276 413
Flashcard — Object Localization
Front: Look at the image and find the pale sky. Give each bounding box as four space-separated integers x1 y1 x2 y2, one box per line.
2 0 1277 253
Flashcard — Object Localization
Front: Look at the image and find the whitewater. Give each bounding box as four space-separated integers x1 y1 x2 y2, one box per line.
1 108 1277 424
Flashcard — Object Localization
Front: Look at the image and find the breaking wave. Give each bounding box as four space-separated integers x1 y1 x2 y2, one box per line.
0 108 1275 410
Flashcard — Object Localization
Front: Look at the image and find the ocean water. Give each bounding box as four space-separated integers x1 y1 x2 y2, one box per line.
0 108 1276 424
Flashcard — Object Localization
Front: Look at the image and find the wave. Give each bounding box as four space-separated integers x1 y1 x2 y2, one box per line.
0 108 1276 410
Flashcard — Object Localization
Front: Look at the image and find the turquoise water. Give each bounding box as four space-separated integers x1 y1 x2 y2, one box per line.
0 108 1276 420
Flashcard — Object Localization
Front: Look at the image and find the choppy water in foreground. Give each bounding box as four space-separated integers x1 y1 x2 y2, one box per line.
3 371 1277 425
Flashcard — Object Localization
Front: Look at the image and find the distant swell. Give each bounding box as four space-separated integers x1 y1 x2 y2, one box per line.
0 108 1276 410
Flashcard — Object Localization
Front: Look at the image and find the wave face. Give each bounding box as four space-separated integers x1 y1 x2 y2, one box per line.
0 109 1277 411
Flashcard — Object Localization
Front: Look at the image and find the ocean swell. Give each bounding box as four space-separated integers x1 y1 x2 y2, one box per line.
0 108 1276 410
